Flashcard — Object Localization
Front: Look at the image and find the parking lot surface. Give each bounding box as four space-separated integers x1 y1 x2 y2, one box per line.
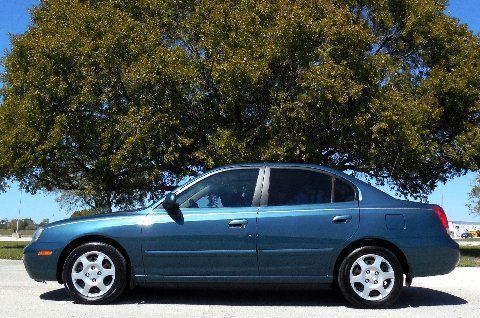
0 260 478 318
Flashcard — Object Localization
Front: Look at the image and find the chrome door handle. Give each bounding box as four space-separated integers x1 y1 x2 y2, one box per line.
332 215 352 223
228 219 248 228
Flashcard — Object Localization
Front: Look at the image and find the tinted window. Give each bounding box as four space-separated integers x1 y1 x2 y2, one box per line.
268 169 332 206
176 169 259 208
333 178 356 202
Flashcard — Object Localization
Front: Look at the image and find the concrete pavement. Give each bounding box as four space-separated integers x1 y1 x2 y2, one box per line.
0 236 32 242
0 260 478 318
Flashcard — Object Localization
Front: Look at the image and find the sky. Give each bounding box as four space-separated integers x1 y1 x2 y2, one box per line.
0 0 479 223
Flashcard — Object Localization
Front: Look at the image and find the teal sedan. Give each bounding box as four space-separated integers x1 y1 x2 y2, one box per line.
23 163 459 308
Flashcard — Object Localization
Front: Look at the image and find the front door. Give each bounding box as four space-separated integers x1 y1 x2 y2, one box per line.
257 167 360 276
141 168 263 281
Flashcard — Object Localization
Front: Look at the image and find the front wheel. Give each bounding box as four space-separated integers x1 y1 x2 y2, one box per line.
338 246 404 308
62 242 127 304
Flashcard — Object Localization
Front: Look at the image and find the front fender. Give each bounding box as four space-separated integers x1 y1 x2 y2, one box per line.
24 213 147 282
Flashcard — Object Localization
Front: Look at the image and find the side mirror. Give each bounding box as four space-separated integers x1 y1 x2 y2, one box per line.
162 192 179 211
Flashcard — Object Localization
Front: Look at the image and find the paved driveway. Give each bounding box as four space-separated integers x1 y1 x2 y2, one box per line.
0 260 477 318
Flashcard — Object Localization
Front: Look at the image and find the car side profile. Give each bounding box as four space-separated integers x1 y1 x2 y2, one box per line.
23 163 459 308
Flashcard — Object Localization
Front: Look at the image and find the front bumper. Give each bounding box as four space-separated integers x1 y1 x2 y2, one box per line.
23 241 63 282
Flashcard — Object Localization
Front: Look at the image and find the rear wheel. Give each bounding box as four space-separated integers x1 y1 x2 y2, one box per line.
62 242 127 304
338 246 403 308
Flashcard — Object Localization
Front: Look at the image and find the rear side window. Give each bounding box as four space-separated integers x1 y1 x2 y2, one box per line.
268 169 332 206
333 178 356 202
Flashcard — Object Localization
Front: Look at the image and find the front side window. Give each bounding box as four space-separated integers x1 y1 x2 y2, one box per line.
267 169 332 206
176 169 259 208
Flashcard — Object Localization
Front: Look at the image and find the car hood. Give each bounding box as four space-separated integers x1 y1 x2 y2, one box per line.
44 209 147 229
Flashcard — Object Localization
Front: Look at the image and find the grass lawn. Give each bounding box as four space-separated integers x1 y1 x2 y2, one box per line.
458 246 480 267
0 241 28 260
1 241 480 267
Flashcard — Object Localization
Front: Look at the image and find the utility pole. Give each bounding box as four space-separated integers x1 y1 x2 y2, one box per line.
16 189 22 234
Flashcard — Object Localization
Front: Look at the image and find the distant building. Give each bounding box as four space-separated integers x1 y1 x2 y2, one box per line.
448 221 480 238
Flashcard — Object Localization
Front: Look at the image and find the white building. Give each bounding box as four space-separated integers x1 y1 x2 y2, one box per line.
448 220 480 238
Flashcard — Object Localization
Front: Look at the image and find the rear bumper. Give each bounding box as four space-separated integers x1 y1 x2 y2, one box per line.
400 236 460 277
23 242 63 282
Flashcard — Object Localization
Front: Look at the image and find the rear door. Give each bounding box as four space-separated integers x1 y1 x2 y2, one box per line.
257 167 360 276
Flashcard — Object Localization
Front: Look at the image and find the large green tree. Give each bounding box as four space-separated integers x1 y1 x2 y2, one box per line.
1 0 480 211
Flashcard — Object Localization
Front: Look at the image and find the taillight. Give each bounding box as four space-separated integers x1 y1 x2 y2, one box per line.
431 204 449 235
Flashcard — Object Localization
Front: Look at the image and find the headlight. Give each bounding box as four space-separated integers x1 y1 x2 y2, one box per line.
31 227 44 242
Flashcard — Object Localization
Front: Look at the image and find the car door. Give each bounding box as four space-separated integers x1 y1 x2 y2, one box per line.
257 167 360 276
141 167 263 281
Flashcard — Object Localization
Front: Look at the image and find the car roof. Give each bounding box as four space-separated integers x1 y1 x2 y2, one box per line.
213 162 357 182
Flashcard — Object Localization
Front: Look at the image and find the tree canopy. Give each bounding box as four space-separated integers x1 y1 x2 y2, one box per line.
469 175 480 216
1 0 480 211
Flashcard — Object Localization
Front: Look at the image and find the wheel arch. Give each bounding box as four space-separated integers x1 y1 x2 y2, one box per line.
56 235 132 284
332 238 410 283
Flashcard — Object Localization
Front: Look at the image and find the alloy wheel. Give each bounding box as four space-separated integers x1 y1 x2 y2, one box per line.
349 253 395 301
71 251 116 298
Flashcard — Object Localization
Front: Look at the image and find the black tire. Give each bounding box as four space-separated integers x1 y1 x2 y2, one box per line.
62 242 127 304
338 246 404 308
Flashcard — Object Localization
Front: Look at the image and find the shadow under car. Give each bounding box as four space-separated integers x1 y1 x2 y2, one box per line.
40 285 467 308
